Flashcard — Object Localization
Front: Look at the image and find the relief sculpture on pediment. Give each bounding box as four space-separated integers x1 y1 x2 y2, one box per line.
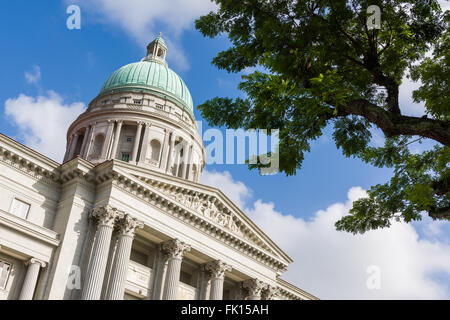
162 188 246 237
201 200 218 220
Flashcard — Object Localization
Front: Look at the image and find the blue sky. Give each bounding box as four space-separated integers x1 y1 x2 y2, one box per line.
1 0 449 299
0 0 394 215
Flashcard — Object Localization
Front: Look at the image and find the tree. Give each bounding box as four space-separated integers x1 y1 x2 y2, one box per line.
195 0 449 233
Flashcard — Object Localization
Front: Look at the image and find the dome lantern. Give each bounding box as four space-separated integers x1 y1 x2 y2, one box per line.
143 32 168 65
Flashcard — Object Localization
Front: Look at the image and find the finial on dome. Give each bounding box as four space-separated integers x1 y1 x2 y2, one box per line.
143 33 168 65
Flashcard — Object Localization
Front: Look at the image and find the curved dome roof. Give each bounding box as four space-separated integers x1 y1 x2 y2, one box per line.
99 60 194 115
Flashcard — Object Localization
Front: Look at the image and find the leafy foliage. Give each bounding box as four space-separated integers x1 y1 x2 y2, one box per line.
195 0 450 233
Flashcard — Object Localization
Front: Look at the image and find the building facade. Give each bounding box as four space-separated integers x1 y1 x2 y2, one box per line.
0 36 317 300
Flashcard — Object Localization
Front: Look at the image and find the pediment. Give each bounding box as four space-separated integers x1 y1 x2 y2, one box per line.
103 161 293 267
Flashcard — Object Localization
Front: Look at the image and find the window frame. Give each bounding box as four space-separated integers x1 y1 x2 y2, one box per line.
9 197 31 220
0 260 12 290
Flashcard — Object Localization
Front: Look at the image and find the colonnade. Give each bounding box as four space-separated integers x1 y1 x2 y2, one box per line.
80 205 279 300
64 120 201 182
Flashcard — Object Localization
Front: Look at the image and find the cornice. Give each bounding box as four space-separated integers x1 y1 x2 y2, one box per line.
0 209 60 247
59 156 96 184
0 136 60 185
89 88 195 122
0 133 60 168
276 277 319 300
0 134 99 187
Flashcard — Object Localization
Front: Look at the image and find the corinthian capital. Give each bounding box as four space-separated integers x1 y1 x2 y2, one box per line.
261 285 280 300
243 278 267 297
90 205 124 228
115 214 144 238
160 239 191 260
204 260 232 280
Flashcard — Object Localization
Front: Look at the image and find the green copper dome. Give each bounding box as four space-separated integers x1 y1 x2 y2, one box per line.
99 58 193 115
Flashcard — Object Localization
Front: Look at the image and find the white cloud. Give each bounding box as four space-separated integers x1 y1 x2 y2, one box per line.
439 0 450 11
24 65 41 85
4 91 86 162
201 170 450 299
201 170 252 208
74 0 217 70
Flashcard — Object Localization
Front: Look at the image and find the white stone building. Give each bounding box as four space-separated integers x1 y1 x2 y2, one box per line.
0 36 317 300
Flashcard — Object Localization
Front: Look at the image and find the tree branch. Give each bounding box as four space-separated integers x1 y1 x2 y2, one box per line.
337 99 450 146
429 206 450 220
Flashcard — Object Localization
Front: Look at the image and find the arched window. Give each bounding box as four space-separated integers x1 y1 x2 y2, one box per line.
149 139 161 163
91 134 104 159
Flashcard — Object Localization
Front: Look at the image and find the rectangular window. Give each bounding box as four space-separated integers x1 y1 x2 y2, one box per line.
130 249 148 266
0 261 11 290
10 198 30 219
121 153 130 162
180 271 192 286
126 136 133 143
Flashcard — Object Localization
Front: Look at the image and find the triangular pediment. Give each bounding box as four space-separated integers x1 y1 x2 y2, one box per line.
103 161 293 267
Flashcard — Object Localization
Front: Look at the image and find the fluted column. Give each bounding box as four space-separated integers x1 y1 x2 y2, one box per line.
19 258 46 300
110 120 123 159
79 126 91 157
198 265 211 300
130 122 143 163
166 133 176 174
161 239 191 300
159 129 170 169
106 215 143 300
84 122 96 158
180 143 189 179
205 260 232 300
68 132 79 159
138 122 151 165
151 251 169 300
100 233 118 299
243 279 266 300
187 144 194 180
101 120 115 159
81 205 123 300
